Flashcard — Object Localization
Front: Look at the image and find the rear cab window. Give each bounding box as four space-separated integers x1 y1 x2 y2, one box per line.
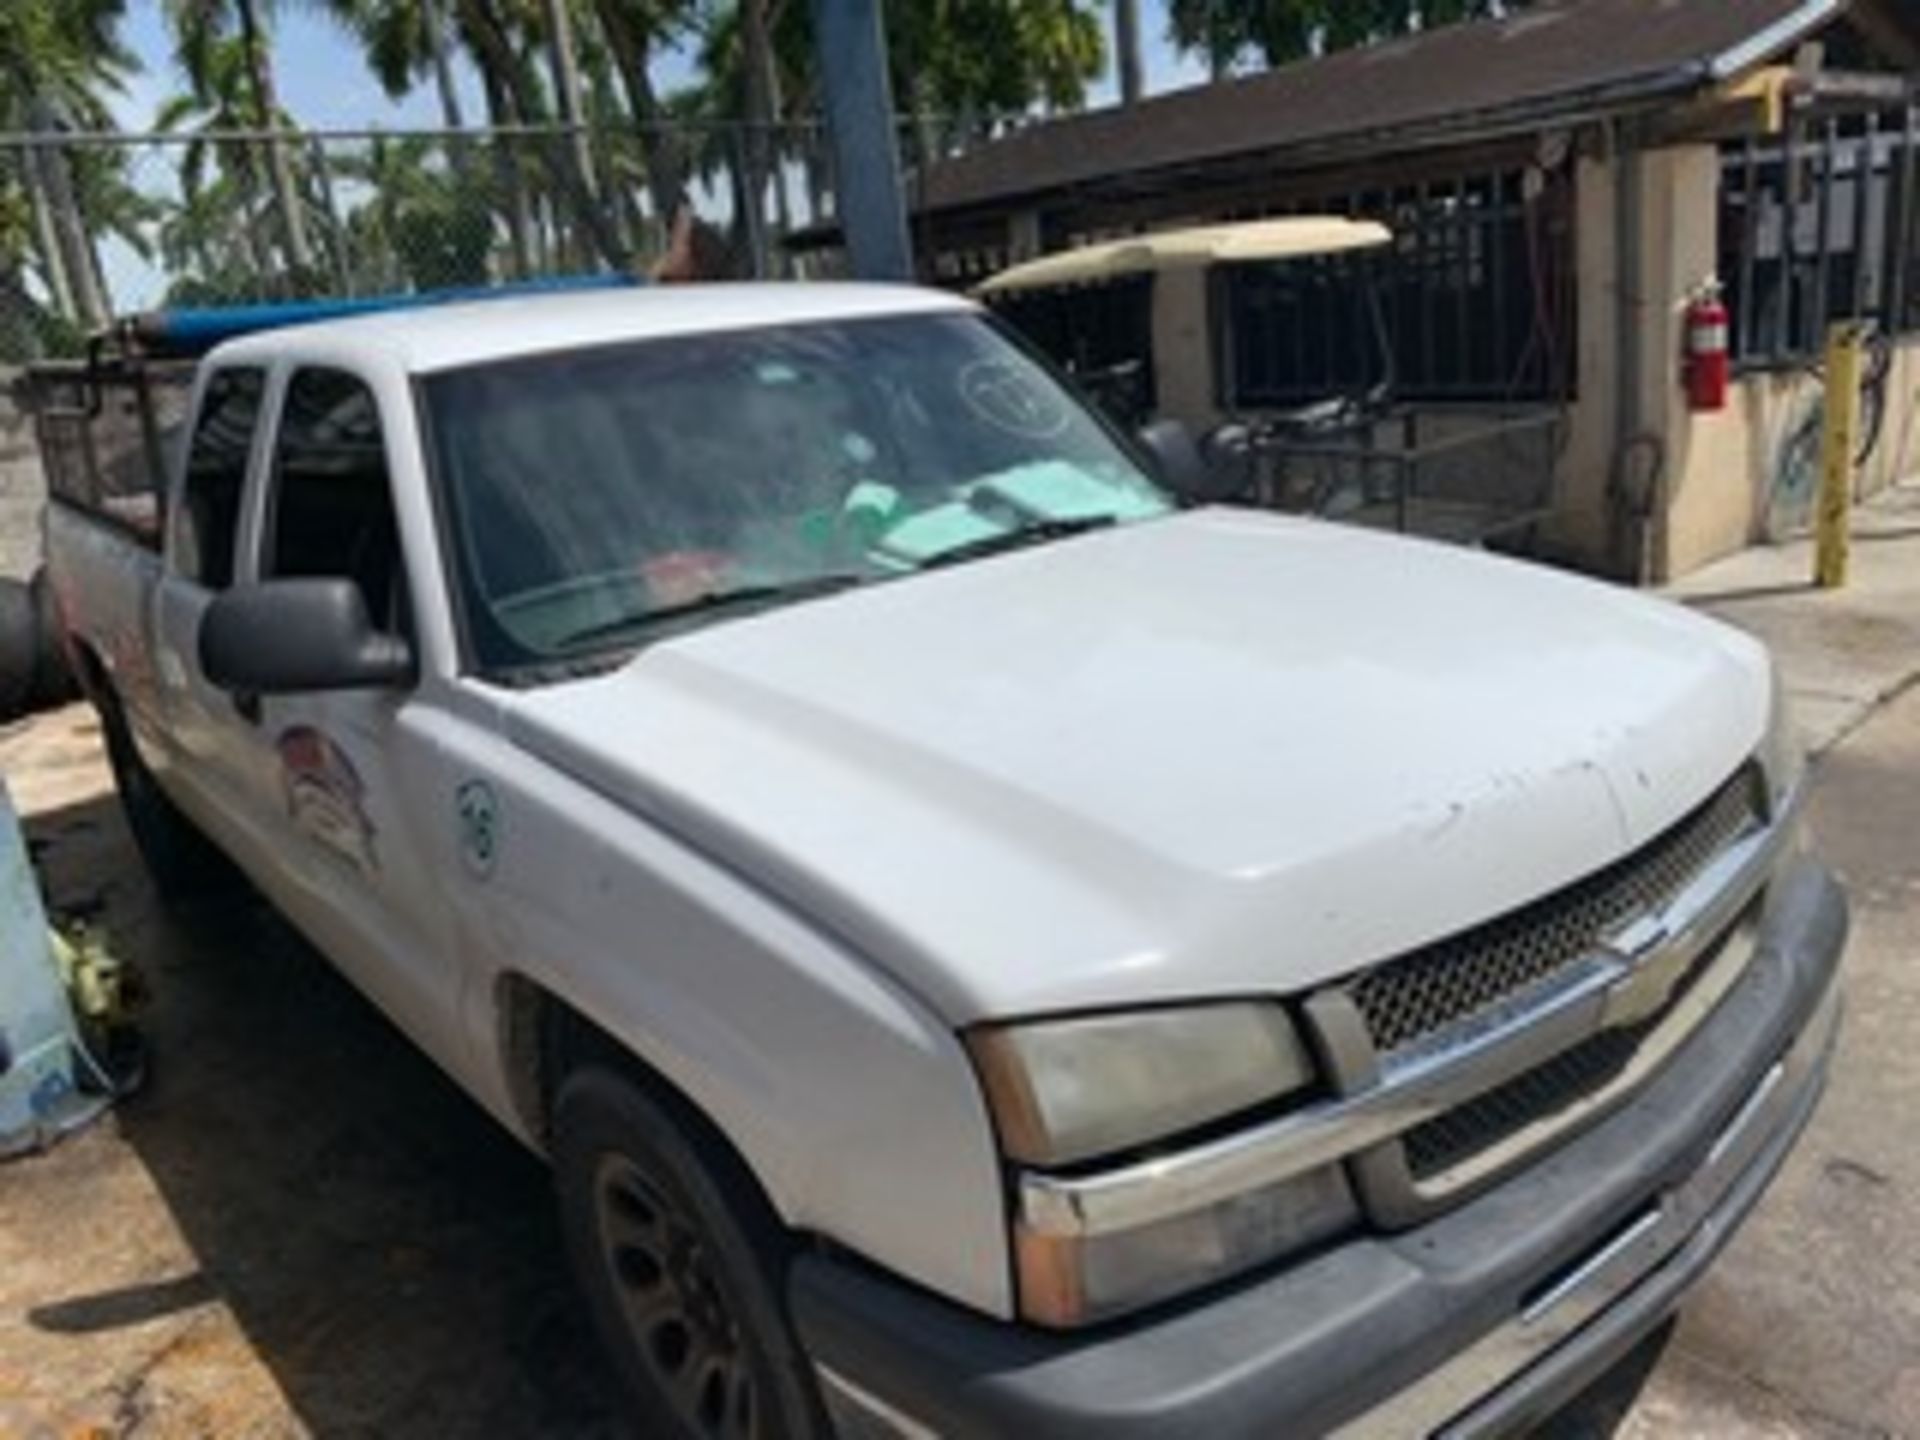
174 366 266 590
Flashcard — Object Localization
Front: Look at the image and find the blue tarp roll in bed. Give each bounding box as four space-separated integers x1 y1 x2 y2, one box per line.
126 273 643 356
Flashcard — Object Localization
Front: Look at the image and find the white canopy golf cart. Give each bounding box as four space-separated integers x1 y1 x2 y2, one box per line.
979 217 1562 547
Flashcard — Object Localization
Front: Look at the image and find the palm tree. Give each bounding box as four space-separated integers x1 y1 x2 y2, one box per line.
1167 0 1525 75
164 0 318 277
888 0 1106 117
0 0 133 332
591 0 690 226
447 0 630 269
737 0 782 273
327 0 471 136
334 132 491 289
154 34 319 287
158 172 241 283
539 0 598 203
0 181 46 356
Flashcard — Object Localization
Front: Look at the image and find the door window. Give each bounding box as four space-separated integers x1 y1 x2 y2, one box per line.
175 367 265 588
265 368 406 630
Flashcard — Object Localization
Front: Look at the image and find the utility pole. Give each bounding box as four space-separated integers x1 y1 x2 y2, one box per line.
810 0 914 281
1116 0 1144 106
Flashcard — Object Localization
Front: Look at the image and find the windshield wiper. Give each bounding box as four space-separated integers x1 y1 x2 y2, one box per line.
917 515 1117 571
554 572 865 652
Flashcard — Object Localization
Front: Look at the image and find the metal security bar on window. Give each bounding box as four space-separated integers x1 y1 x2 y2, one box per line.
1721 105 1920 369
1219 169 1576 409
990 274 1157 426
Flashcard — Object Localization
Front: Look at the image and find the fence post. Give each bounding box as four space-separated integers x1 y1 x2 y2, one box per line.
1814 320 1865 590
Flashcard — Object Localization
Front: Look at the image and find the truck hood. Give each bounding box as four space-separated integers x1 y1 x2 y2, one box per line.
503 509 1771 1022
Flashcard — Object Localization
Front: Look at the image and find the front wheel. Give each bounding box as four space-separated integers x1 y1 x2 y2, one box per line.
553 1068 827 1440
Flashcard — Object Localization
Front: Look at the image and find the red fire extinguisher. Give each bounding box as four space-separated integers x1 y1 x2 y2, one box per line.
1684 280 1730 413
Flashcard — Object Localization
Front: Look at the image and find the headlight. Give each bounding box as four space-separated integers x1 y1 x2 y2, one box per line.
1762 659 1805 816
966 1003 1315 1167
1012 1159 1358 1326
967 1003 1357 1326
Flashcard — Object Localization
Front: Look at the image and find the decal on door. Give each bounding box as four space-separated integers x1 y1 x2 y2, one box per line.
277 726 379 876
456 779 500 879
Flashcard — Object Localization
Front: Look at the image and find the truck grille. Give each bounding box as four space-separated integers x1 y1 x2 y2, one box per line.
1346 768 1763 1056
1402 1021 1648 1180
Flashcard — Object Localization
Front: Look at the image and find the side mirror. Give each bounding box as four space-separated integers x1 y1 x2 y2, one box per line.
1137 418 1243 505
200 579 414 695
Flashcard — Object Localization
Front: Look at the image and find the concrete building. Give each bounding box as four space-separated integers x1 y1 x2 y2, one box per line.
903 0 1920 582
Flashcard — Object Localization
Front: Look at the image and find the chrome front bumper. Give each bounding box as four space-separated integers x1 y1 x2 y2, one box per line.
792 859 1847 1439
1335 967 1841 1438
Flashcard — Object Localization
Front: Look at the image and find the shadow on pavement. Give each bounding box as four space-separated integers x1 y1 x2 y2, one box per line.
21 786 623 1438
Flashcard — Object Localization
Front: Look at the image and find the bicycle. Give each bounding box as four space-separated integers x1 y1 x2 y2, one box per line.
1764 322 1892 543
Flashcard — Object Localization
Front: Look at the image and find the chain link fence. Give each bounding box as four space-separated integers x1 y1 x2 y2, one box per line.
0 120 879 363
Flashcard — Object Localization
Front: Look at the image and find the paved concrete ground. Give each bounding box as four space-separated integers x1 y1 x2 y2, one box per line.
0 708 622 1438
3 503 1919 1437
1671 481 1920 760
1617 683 1920 1439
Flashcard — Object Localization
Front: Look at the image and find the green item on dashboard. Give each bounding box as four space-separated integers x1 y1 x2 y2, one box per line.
872 503 1005 567
970 461 1167 522
795 481 903 558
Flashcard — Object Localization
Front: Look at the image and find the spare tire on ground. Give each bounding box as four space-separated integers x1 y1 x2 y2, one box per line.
0 578 36 721
27 567 78 708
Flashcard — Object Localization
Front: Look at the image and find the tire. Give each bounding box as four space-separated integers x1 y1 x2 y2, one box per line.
94 680 235 898
0 578 34 721
553 1067 827 1440
27 568 79 709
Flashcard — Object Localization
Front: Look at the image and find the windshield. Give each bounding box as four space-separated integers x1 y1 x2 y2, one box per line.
421 311 1172 672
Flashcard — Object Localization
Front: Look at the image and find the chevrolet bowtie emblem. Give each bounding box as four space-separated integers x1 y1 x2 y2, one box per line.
1600 914 1686 1029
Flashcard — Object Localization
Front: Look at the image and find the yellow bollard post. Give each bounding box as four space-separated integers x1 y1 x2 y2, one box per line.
1814 321 1866 589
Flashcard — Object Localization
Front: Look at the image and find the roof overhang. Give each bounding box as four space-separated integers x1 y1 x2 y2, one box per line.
914 0 1892 230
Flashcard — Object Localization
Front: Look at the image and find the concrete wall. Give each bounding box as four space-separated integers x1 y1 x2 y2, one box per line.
1627 145 1920 578
1639 144 1726 581
1151 265 1216 432
1665 335 1920 574
1134 136 1920 582
0 374 46 582
1543 152 1627 571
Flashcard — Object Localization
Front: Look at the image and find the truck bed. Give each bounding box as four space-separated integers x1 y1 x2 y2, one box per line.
21 359 193 553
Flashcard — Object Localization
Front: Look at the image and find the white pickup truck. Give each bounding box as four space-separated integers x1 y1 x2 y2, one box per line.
38 284 1845 1438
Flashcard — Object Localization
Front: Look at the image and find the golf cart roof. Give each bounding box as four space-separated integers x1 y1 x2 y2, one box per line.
975 217 1393 297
